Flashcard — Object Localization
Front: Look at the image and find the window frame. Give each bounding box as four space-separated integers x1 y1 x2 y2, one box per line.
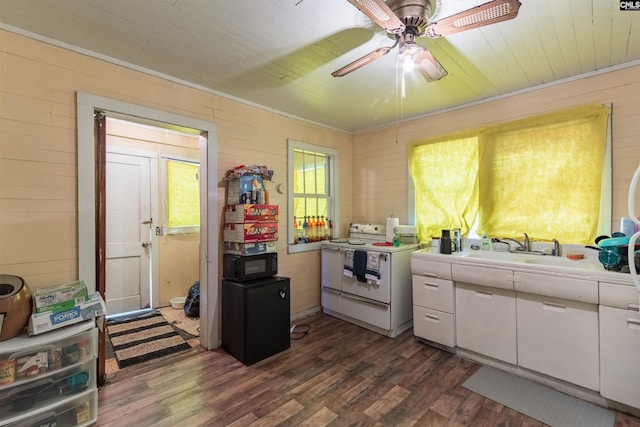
161 155 201 235
287 139 339 254
408 104 612 244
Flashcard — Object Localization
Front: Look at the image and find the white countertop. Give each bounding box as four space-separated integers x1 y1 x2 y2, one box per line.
412 248 637 287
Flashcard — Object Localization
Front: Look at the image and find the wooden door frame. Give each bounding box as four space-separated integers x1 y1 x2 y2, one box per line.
77 93 220 385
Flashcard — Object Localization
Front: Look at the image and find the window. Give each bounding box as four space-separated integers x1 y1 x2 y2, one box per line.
288 139 339 253
410 104 611 245
163 157 200 234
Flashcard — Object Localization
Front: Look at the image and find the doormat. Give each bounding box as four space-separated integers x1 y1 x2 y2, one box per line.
107 311 192 369
463 365 614 427
157 306 200 337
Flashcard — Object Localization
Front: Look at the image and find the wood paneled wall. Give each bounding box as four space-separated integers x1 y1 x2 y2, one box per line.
0 30 352 318
1 27 637 319
351 65 640 235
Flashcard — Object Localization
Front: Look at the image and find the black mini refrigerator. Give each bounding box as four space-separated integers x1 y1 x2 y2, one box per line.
222 276 290 365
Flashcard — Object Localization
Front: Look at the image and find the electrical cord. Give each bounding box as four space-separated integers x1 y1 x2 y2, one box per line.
290 324 311 340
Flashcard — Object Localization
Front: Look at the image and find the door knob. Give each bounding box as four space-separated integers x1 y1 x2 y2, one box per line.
142 242 151 248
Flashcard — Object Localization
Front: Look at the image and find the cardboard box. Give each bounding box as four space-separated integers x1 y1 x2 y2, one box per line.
224 204 279 223
224 241 277 256
223 222 278 243
226 176 265 205
28 292 106 336
34 280 89 314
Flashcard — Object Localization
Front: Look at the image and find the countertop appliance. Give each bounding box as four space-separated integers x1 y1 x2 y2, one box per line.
223 252 277 282
222 276 290 365
320 223 419 337
0 274 32 341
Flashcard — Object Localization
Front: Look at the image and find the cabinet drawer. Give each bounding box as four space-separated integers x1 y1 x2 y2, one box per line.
0 324 96 390
0 359 96 423
411 258 452 280
6 388 97 427
599 281 639 310
412 276 454 312
452 264 514 290
413 306 455 347
342 294 390 330
515 271 597 304
599 305 640 408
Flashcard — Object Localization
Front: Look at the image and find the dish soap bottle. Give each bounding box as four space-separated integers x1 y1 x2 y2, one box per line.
481 233 492 251
393 228 400 247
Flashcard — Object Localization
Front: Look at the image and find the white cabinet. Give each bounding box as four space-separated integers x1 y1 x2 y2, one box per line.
515 271 599 391
517 292 599 391
411 257 455 347
455 282 517 364
0 321 98 427
599 282 640 408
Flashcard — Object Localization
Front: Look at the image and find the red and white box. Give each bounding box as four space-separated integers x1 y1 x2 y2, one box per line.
224 204 279 223
224 222 278 243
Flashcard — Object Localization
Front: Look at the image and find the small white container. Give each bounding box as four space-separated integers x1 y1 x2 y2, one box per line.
431 237 441 253
170 296 186 309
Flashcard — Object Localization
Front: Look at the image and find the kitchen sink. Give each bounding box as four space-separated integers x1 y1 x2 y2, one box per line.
461 251 603 271
462 251 527 262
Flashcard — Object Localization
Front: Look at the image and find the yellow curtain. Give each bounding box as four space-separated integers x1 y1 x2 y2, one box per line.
410 135 479 241
478 104 609 244
167 160 200 228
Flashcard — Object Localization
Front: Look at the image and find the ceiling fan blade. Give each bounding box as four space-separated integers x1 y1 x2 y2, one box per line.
413 47 447 82
426 0 521 38
347 0 406 34
332 46 394 77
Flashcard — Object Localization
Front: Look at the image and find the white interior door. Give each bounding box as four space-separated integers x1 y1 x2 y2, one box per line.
106 151 153 315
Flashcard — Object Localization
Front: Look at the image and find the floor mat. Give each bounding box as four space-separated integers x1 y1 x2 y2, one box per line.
463 365 614 427
157 306 200 337
106 311 191 369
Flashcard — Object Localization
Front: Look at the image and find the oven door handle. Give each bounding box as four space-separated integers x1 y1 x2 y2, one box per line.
343 293 389 310
323 246 341 252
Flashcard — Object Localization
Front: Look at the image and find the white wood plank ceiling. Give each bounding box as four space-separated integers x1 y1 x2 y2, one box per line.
0 0 638 132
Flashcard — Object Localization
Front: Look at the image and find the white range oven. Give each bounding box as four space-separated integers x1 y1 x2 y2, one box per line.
320 223 419 337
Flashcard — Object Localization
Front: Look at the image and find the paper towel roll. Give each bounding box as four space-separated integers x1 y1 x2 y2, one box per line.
386 217 399 243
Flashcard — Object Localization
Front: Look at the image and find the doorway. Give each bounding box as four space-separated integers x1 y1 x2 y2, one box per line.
76 93 219 384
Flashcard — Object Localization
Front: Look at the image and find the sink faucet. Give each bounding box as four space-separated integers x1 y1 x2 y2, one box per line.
552 239 561 257
502 233 531 252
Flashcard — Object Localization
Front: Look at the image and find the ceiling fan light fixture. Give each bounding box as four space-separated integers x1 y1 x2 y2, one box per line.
414 48 447 81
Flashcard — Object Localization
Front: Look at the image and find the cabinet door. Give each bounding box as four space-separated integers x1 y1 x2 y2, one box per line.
455 283 517 364
517 293 599 391
321 246 343 291
599 305 640 408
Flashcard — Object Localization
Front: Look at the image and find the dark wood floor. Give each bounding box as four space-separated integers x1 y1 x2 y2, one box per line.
98 313 640 427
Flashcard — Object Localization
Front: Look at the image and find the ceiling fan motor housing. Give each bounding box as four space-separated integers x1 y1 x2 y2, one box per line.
387 0 432 36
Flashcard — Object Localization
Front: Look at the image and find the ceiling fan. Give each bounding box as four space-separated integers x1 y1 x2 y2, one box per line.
332 0 522 82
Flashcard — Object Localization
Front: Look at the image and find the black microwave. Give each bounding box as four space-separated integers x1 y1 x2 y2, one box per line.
223 253 277 282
